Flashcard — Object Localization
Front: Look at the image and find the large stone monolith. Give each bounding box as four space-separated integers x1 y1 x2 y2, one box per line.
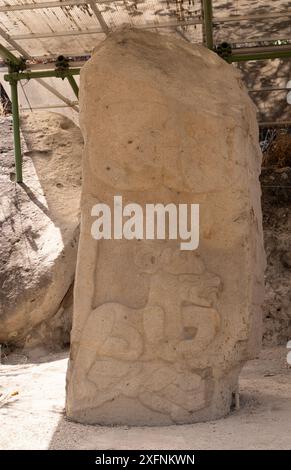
66 28 265 425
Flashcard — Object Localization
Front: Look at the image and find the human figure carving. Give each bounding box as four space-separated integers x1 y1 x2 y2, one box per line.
72 245 221 422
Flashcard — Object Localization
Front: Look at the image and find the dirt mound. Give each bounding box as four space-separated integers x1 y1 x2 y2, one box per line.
263 132 291 168
261 132 291 345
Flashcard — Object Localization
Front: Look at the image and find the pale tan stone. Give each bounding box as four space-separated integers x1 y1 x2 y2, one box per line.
0 112 82 349
66 28 266 425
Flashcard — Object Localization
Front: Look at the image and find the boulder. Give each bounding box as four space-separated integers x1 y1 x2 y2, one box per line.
0 112 82 349
66 28 265 425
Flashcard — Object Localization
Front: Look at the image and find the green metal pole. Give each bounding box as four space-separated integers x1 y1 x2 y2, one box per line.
0 43 23 67
202 0 214 50
67 75 79 99
4 68 80 82
10 79 22 183
230 50 291 62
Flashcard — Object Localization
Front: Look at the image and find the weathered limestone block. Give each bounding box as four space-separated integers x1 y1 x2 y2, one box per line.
0 112 82 349
66 28 265 425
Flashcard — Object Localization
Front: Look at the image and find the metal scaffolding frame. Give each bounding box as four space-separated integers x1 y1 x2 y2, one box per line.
1 0 291 182
3 19 204 43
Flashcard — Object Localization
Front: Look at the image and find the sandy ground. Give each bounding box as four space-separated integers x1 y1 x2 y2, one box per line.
0 346 290 450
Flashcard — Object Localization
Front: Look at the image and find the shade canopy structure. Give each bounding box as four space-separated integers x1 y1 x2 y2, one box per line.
0 0 204 59
1 0 291 55
1 1 291 119
0 1 291 181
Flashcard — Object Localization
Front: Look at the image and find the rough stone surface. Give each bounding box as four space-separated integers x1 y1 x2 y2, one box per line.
0 112 82 349
260 140 291 346
66 28 266 425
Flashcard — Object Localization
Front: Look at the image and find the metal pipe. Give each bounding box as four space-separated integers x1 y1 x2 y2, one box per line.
248 87 290 93
67 75 79 99
202 0 213 49
259 120 291 128
0 26 79 114
229 50 291 62
8 19 203 41
0 43 23 66
0 0 122 11
88 0 109 35
4 68 80 82
0 60 86 73
0 26 31 60
232 44 291 55
35 78 79 112
0 0 89 11
10 80 22 183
